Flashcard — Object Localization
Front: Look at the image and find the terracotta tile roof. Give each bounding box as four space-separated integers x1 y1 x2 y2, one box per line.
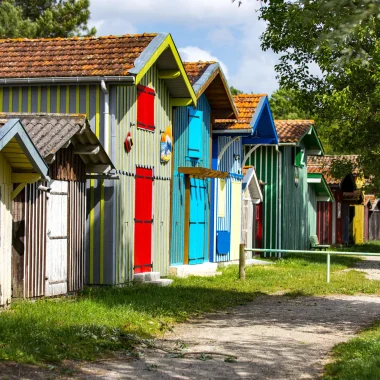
0 34 157 78
275 120 314 143
183 61 215 85
343 190 363 202
364 194 376 205
214 94 266 130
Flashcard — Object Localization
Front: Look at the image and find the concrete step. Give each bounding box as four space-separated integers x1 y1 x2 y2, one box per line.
169 262 218 278
149 279 173 287
133 272 161 283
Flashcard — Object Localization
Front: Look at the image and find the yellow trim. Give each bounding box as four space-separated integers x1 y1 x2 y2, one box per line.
158 70 181 79
8 88 12 112
18 88 22 112
12 183 28 199
171 98 193 107
95 86 100 137
11 173 41 183
100 180 104 284
37 86 41 112
76 85 80 113
135 34 197 106
0 88 3 111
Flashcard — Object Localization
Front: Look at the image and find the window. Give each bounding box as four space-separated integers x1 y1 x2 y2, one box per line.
137 85 155 131
218 179 226 217
188 108 203 160
295 146 305 167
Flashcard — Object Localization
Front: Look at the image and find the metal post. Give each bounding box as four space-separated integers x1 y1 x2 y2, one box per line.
326 253 330 283
239 244 246 280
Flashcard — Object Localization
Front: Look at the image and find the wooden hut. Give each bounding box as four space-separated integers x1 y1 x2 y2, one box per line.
213 94 278 260
170 62 237 270
0 118 48 306
274 120 333 251
2 113 114 298
0 33 197 283
369 198 380 240
307 156 357 245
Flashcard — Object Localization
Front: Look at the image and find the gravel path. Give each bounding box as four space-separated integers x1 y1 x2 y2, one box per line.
1 257 380 380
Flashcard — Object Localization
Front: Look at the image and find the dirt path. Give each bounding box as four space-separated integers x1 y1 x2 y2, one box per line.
2 293 380 380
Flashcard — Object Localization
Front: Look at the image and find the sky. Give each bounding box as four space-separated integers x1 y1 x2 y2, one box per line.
88 0 280 95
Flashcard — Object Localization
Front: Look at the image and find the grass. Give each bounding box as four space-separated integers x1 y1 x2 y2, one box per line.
323 322 380 380
0 247 379 365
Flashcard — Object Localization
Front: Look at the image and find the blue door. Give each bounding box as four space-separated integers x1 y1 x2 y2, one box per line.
189 178 207 264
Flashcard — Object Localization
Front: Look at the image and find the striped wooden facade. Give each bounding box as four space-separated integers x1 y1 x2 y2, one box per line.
170 94 211 266
0 64 173 285
11 145 86 299
317 202 332 245
244 146 279 250
0 152 13 306
211 136 243 262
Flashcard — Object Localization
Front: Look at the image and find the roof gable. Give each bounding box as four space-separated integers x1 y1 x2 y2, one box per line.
0 33 197 105
242 167 263 203
214 94 278 144
184 61 238 119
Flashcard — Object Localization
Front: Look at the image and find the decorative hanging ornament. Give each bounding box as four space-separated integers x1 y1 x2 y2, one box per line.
124 132 133 153
160 126 172 163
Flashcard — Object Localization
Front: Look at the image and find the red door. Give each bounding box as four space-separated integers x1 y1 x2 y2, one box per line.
134 167 153 273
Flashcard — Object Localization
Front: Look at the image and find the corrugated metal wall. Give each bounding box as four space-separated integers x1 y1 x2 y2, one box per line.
244 145 278 250
0 153 13 306
114 65 172 282
0 85 113 286
170 94 211 265
281 146 310 251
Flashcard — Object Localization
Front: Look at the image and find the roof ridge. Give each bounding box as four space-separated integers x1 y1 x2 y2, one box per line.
0 33 158 43
275 119 314 123
183 61 217 64
234 94 267 98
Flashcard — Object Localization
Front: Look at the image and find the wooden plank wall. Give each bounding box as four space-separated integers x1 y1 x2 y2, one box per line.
369 212 380 240
0 153 13 306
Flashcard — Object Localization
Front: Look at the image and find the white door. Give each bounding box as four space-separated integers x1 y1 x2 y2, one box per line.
230 181 242 260
45 180 68 297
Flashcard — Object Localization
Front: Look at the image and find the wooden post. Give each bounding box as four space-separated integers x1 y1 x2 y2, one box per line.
239 243 246 280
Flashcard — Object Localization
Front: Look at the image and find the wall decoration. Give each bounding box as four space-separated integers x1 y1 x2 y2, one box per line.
161 126 172 163
125 132 133 153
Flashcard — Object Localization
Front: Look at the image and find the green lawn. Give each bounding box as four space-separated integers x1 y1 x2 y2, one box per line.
0 248 379 364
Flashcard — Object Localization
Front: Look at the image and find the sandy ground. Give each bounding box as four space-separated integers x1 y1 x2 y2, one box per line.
1 258 380 380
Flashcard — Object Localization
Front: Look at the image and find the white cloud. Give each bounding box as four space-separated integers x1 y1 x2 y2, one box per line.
179 46 230 79
207 28 236 46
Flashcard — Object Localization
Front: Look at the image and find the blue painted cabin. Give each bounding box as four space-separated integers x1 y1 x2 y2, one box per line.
170 62 237 267
212 94 278 262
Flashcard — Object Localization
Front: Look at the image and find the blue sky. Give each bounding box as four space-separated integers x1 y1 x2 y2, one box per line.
88 0 280 95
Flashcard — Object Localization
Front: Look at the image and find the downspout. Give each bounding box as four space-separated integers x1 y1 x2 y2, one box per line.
276 145 282 256
101 80 110 155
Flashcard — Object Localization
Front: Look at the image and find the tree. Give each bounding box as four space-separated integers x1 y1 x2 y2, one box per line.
269 88 310 120
258 1 380 188
230 86 243 95
0 0 95 38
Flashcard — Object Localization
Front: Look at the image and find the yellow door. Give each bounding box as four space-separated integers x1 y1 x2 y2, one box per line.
230 181 242 260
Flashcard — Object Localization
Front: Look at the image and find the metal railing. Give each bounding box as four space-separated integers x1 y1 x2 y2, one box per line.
244 247 380 283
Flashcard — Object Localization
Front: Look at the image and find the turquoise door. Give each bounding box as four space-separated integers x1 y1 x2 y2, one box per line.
189 178 207 264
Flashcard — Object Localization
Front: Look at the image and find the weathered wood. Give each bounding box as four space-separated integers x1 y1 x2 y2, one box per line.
86 164 111 174
239 244 246 280
73 144 100 155
178 167 228 179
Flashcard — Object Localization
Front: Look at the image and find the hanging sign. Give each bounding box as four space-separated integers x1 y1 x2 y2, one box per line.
160 126 172 163
125 132 133 153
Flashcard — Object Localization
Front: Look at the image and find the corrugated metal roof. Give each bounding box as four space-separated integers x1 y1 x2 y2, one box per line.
214 94 266 130
0 34 156 78
0 113 114 170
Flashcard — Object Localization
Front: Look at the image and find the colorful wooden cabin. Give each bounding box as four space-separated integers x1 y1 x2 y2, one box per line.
369 198 380 240
170 62 237 269
213 94 278 261
3 113 114 299
0 33 197 283
308 155 358 245
0 118 48 306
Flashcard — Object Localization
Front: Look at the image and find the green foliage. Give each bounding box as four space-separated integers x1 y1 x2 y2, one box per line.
323 322 380 380
0 247 379 364
0 0 95 38
230 86 243 95
259 0 380 188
